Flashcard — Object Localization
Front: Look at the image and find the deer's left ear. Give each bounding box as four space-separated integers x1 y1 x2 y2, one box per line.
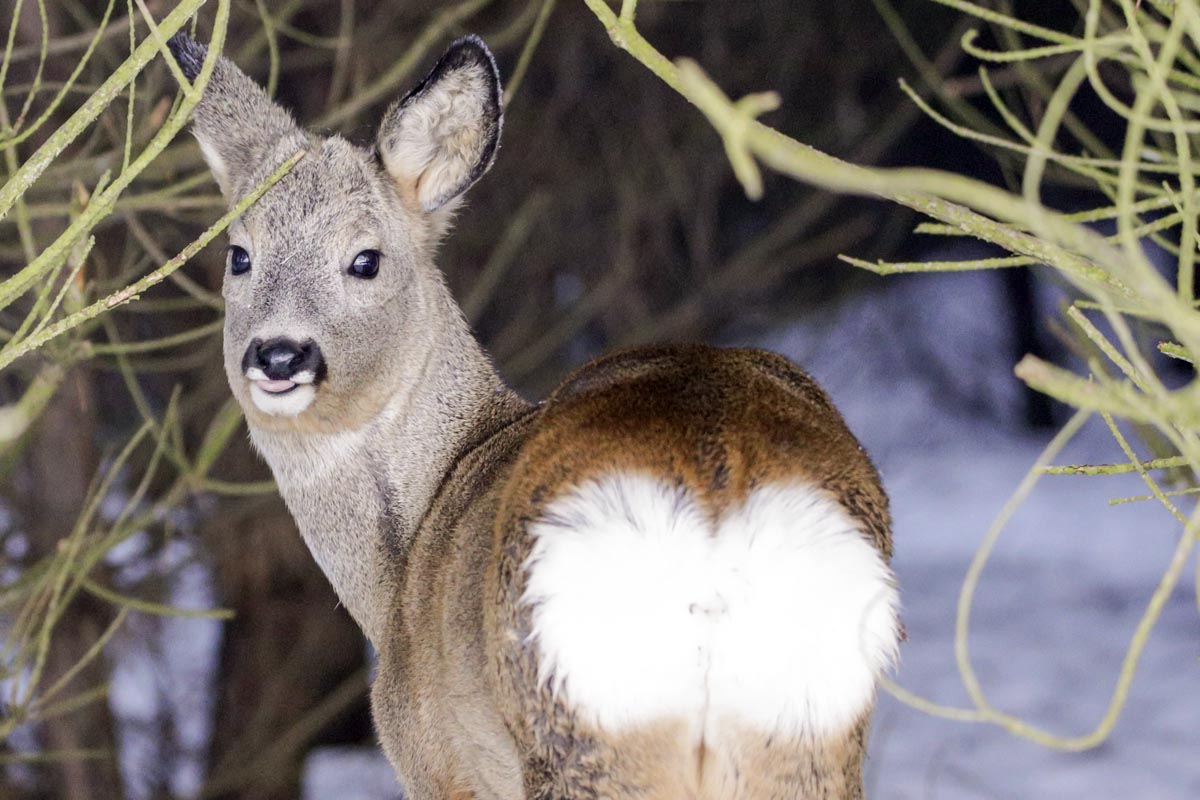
167 32 304 202
377 36 502 213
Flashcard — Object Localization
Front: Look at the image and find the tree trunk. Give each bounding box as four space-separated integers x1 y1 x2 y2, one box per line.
202 503 371 800
24 367 125 800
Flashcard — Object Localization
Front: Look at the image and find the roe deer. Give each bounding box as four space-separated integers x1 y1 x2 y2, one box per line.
168 31 900 800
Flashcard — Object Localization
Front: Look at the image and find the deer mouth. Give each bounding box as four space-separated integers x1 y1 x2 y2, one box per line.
244 370 319 417
255 379 298 394
244 367 319 397
241 343 322 418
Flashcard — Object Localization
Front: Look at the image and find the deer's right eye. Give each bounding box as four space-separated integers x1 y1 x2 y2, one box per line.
228 246 251 276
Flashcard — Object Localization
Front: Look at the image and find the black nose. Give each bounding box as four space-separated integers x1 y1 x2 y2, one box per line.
244 337 325 381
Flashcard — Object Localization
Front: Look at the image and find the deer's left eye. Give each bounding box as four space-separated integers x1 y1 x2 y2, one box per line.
228 245 251 276
348 250 380 279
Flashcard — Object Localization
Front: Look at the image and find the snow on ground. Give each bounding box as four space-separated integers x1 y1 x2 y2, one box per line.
303 747 402 800
107 538 222 800
757 269 1200 799
298 269 1199 798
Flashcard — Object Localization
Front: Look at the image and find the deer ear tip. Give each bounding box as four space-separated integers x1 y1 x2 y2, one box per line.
445 35 500 91
449 35 496 66
167 31 206 83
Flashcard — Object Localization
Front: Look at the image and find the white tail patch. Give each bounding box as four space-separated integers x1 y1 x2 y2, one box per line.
523 473 900 739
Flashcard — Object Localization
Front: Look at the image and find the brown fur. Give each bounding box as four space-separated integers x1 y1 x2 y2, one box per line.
485 345 887 799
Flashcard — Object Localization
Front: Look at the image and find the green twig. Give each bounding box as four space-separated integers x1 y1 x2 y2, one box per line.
0 148 304 372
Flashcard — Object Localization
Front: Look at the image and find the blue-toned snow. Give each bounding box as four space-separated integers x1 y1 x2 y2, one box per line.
756 269 1199 799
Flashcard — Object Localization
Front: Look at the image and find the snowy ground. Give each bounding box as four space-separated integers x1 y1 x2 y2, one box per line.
295 269 1197 798
760 270 1200 799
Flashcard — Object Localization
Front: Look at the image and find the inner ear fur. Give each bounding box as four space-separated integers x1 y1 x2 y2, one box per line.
376 35 502 213
167 32 304 200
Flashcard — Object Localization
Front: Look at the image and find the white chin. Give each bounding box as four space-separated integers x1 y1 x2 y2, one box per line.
249 383 316 418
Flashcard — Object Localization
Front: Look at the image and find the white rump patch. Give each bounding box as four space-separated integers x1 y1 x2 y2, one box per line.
523 474 900 738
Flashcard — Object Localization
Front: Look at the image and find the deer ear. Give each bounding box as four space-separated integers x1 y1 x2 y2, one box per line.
377 36 502 213
167 33 303 200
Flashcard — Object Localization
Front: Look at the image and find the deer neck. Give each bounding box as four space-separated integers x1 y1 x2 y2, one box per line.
246 275 530 644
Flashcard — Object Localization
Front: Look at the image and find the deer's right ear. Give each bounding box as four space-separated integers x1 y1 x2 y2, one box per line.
376 36 502 213
167 33 302 201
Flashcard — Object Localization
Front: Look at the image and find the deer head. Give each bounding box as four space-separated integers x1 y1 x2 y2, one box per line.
169 33 502 433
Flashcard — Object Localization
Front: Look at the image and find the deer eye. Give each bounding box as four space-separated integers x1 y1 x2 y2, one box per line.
228 246 251 276
348 250 380 279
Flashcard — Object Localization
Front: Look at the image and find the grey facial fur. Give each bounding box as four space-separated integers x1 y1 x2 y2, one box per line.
168 33 517 641
167 32 502 432
220 136 426 429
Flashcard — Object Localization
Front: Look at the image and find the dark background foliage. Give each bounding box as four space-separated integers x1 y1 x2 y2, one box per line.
0 1 1087 797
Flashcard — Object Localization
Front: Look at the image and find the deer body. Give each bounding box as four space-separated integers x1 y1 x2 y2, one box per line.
170 31 900 799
